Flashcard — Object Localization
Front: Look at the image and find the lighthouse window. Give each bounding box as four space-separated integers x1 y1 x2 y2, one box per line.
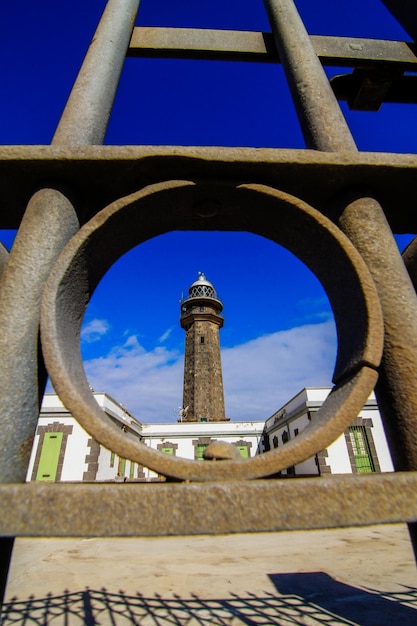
200 336 205 344
199 306 204 312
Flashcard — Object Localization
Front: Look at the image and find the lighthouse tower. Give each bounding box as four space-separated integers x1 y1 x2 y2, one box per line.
180 272 228 422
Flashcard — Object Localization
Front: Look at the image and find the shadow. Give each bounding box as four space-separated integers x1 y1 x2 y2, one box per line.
2 579 417 625
270 572 417 625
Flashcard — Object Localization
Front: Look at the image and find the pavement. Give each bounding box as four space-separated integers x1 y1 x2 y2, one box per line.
2 524 417 624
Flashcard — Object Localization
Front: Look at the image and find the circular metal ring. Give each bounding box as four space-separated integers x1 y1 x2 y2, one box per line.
40 180 383 481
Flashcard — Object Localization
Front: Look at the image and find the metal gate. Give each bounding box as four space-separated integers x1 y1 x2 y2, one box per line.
1 0 417 605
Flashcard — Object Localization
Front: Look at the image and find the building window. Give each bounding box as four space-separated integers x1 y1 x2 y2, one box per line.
273 436 278 449
110 451 115 468
200 336 205 344
282 431 289 444
348 425 375 473
236 446 249 458
193 437 214 460
118 457 126 476
157 442 178 456
294 428 299 437
199 306 205 312
233 439 253 458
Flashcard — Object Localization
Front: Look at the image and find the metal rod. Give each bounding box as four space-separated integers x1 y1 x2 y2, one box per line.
53 0 141 145
262 0 356 151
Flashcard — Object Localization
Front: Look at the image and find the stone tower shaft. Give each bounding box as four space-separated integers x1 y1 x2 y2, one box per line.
180 273 227 422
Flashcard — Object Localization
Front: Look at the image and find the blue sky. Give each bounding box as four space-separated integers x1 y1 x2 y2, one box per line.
0 1 415 422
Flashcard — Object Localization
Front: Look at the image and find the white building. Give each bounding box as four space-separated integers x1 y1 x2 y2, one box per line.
261 388 393 477
27 388 393 482
27 393 143 482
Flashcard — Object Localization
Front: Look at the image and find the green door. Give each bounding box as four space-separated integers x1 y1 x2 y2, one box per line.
36 432 63 481
349 426 375 473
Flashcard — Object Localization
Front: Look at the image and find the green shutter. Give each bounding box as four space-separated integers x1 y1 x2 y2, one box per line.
36 432 63 481
161 447 174 455
197 444 207 460
237 446 249 458
119 457 126 476
130 461 135 478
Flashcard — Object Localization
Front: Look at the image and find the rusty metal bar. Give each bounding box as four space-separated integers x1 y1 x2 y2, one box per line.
1 474 417 537
128 27 417 70
262 0 356 151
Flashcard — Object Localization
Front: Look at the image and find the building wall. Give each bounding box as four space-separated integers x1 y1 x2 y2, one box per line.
263 388 394 477
141 420 264 480
28 388 394 483
27 393 143 483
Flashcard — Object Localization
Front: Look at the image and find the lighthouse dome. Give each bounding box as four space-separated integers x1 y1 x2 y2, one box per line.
188 272 218 299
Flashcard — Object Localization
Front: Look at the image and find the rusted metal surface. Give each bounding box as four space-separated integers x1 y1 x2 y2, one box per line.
129 27 417 70
1 146 417 231
40 180 382 481
1 474 417 537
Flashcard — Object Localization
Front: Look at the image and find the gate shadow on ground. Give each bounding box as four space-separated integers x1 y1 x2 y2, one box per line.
270 572 417 625
2 576 417 625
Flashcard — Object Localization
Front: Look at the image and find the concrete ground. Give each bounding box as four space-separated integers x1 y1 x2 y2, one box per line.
2 524 417 625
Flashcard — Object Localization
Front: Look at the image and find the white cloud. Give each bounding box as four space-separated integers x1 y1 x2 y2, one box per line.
82 320 337 423
83 335 184 423
81 318 110 343
222 320 337 420
159 327 173 343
